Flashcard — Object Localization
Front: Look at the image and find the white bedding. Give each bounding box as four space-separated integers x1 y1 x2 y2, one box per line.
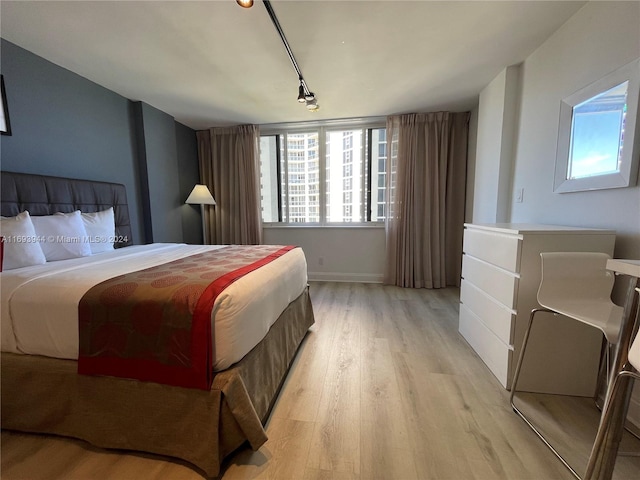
0 243 307 371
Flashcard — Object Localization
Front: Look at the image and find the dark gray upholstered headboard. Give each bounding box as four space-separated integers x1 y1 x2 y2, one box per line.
1 171 133 248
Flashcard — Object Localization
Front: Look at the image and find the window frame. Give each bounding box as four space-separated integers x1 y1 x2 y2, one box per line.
260 119 386 226
553 58 640 193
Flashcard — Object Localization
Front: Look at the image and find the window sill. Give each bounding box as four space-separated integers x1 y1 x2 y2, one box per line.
263 223 384 229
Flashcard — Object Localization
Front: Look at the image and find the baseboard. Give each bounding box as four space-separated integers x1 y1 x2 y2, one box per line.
308 271 384 283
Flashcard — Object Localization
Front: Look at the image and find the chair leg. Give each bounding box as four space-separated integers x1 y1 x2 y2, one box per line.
594 339 609 409
592 343 640 446
510 307 582 480
584 370 640 479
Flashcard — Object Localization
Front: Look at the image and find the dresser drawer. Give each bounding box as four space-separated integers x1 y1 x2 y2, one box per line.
463 228 521 273
461 254 519 309
459 304 512 388
460 279 515 344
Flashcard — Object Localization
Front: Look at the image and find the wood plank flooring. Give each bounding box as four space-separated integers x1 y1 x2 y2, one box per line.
2 282 640 479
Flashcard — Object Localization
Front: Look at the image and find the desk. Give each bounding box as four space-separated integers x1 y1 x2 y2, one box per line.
585 259 640 480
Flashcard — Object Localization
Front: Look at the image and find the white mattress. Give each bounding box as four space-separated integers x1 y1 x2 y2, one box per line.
0 243 307 371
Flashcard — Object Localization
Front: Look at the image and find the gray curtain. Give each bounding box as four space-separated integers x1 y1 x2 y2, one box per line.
384 112 469 288
196 125 262 245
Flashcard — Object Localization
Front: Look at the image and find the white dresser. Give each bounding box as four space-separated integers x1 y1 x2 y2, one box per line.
458 223 615 395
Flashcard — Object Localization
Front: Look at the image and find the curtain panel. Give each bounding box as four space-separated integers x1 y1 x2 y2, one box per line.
196 125 262 245
384 112 470 288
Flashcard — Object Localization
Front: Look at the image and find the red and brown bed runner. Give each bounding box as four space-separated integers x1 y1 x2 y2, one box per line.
78 245 297 390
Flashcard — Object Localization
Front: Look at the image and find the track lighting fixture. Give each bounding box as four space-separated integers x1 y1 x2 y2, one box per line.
296 78 317 108
240 0 320 112
305 99 319 112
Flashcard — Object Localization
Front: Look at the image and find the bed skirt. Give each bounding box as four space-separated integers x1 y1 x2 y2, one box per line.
1 287 314 477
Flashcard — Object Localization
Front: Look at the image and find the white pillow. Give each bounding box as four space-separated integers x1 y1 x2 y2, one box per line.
82 208 116 254
31 211 92 261
0 211 47 270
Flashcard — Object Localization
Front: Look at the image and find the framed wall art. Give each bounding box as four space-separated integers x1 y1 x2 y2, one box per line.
1 75 11 136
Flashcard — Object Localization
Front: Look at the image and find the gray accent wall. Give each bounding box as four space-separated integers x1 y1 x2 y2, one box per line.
0 39 201 244
132 101 183 243
0 39 143 243
176 122 203 244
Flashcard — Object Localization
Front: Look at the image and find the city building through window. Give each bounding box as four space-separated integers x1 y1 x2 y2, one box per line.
259 125 387 224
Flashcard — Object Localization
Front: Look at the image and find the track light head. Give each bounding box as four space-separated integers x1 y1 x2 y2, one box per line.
305 91 315 101
305 99 319 112
236 0 254 8
297 84 306 103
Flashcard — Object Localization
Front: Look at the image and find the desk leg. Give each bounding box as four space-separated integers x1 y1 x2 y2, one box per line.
584 277 640 480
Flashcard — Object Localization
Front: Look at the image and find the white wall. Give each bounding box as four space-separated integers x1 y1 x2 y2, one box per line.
263 225 386 283
472 70 504 221
510 1 640 259
472 64 521 223
474 0 640 429
465 106 478 222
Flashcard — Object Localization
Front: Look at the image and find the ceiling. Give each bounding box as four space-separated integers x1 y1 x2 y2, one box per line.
0 1 586 130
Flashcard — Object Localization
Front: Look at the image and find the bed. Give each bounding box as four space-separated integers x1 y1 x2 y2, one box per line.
0 171 315 477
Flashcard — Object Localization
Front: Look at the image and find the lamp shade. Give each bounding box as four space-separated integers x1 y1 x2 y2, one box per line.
185 184 216 205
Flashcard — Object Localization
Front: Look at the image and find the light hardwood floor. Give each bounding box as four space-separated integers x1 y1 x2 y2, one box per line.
2 282 639 479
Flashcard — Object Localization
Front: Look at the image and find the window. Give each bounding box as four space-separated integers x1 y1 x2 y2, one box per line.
259 136 280 222
369 128 387 221
259 124 387 223
554 58 640 192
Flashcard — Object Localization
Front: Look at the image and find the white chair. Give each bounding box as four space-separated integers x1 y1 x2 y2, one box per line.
584 287 640 479
509 252 624 480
